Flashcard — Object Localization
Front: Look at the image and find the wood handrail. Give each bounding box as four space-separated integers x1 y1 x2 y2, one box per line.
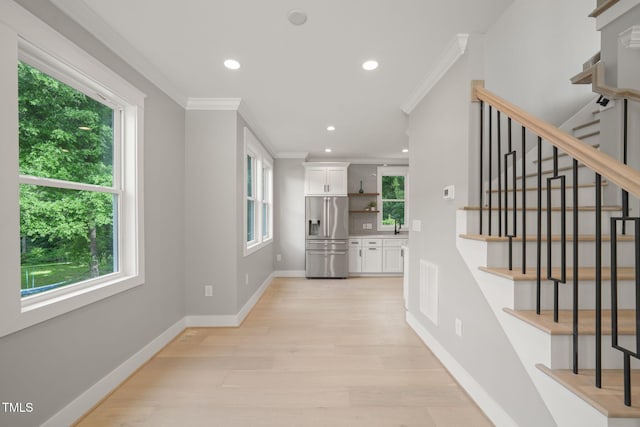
571 62 640 102
589 0 620 17
472 81 640 199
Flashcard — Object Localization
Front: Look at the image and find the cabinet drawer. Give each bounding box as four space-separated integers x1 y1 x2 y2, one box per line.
349 239 362 247
363 239 382 247
383 239 407 247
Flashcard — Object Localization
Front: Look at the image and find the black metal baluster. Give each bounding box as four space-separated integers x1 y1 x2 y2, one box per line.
622 99 629 235
522 126 527 274
498 111 502 237
537 136 542 315
505 151 517 271
505 118 513 270
609 218 620 405
572 159 579 374
489 106 493 236
547 147 565 323
547 173 566 324
595 173 602 388
480 101 484 235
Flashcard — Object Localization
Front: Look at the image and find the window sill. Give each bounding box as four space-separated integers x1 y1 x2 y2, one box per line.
244 238 273 257
1 274 144 338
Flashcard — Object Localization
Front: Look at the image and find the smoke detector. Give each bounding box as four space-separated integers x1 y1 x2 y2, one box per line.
287 9 307 26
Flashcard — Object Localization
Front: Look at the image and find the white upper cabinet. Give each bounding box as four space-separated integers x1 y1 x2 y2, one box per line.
303 162 350 196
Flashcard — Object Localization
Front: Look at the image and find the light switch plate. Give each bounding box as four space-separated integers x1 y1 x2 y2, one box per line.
443 185 455 200
412 220 421 232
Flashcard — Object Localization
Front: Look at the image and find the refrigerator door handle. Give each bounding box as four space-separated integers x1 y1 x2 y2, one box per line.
324 197 329 237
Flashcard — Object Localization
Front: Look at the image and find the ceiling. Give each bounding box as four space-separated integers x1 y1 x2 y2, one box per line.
53 0 513 161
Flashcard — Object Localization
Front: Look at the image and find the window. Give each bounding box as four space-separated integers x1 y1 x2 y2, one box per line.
244 127 273 255
0 5 145 337
377 166 409 231
19 61 118 298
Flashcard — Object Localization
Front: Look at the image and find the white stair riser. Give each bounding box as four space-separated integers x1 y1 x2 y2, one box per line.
512 279 637 311
486 240 636 269
549 334 640 370
466 210 623 236
520 165 597 187
486 185 598 209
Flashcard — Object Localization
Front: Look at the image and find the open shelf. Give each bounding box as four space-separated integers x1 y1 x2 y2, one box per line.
349 210 379 214
348 193 379 197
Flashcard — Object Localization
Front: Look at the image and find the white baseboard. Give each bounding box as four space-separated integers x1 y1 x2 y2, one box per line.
406 311 518 427
186 272 275 327
185 314 239 327
273 270 305 277
42 318 186 427
236 272 274 324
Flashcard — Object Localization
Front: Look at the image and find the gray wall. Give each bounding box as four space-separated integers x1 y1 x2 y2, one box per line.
0 1 186 426
184 111 275 315
236 114 275 310
184 110 238 315
273 158 306 272
407 37 556 427
484 0 599 126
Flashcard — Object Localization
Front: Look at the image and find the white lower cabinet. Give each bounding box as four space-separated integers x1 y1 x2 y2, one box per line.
382 239 407 273
349 237 407 274
362 246 383 272
348 239 362 273
383 246 403 273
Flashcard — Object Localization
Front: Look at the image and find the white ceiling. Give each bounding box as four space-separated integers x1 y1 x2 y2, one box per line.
53 0 513 160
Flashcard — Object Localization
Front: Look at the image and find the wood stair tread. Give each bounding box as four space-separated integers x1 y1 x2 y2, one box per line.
534 144 600 164
503 308 635 335
519 163 586 180
463 205 622 212
487 181 608 194
460 234 634 243
479 266 635 281
573 120 601 132
537 364 640 418
577 130 600 140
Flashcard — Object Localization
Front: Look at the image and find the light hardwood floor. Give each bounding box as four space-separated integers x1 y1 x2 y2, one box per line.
76 277 493 426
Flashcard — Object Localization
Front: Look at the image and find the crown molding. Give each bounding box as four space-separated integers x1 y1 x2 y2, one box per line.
620 25 640 49
274 152 309 159
50 0 188 107
401 33 469 115
186 98 242 110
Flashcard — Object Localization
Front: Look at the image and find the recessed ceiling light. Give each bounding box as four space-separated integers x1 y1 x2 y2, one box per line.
362 60 379 71
325 148 332 153
287 9 307 26
224 59 241 70
402 148 409 153
326 125 335 131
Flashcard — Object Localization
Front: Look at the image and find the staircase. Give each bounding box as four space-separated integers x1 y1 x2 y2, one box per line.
457 82 640 426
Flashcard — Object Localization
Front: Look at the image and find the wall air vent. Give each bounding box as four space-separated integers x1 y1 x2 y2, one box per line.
419 260 439 326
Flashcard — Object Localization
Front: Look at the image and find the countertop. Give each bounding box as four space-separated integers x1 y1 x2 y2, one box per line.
348 234 409 239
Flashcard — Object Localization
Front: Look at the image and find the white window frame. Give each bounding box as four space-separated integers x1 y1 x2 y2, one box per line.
377 166 409 232
243 127 273 256
0 2 145 338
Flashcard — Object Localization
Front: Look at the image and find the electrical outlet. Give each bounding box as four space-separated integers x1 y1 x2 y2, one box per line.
363 224 367 229
455 318 463 337
204 285 213 297
412 219 421 232
276 254 282 262
245 273 249 285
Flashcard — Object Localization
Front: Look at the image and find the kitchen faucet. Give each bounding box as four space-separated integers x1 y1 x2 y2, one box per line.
394 219 402 235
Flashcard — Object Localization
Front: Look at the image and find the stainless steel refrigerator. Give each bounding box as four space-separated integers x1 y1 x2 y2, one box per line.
305 196 349 278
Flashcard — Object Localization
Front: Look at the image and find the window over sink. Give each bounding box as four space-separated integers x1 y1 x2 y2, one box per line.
377 166 408 232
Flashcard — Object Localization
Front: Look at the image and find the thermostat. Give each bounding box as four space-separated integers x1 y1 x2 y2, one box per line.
443 185 455 200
